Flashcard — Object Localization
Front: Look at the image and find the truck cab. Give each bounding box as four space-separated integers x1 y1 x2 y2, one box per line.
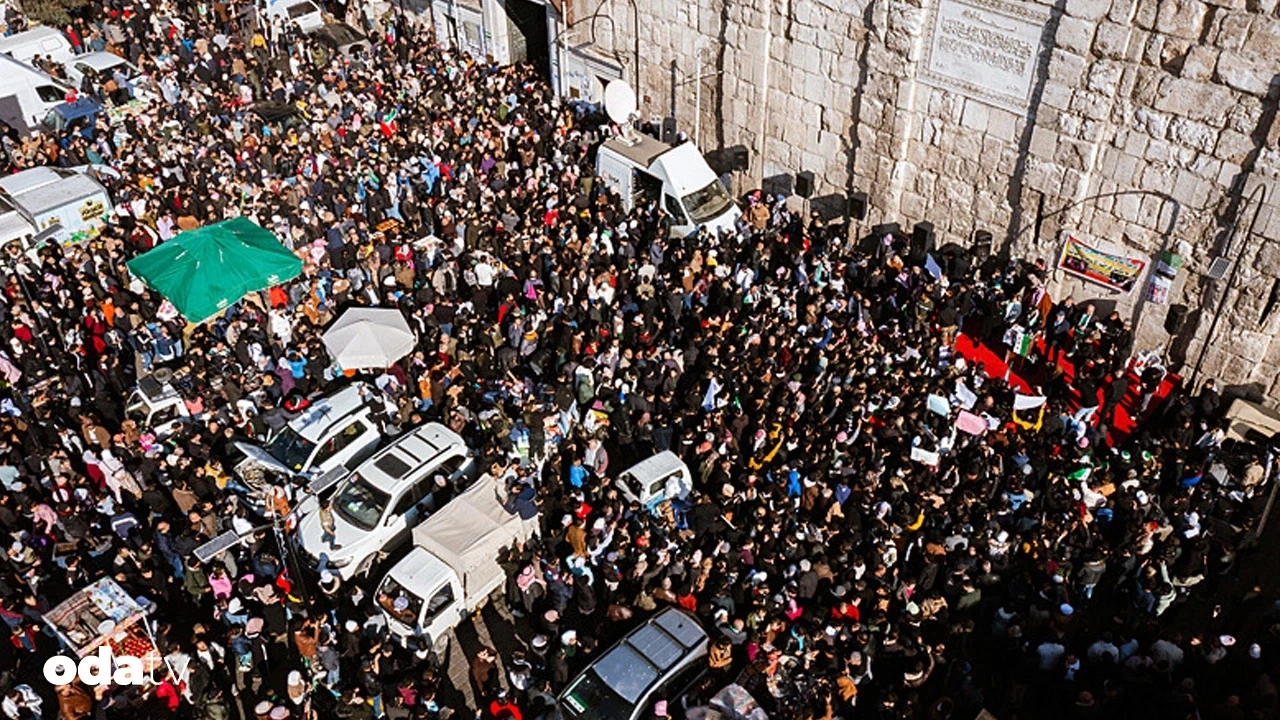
595 134 740 238
378 547 463 654
615 451 693 512
41 98 103 138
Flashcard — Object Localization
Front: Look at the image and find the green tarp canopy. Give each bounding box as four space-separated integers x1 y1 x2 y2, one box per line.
125 217 302 323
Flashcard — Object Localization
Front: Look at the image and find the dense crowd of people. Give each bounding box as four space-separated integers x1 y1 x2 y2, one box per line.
0 1 1274 720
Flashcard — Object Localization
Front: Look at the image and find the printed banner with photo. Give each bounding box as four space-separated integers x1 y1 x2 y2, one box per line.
1058 235 1146 293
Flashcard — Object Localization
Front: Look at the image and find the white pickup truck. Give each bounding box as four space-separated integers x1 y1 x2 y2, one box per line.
376 474 534 656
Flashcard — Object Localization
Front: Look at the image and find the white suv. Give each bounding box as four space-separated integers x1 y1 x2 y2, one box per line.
293 423 474 580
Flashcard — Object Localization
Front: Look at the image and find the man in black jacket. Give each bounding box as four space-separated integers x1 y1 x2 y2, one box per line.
1102 373 1130 427
1195 379 1221 421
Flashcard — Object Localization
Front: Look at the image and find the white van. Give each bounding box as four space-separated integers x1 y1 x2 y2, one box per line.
616 451 693 512
0 166 112 245
0 27 76 65
0 55 72 132
596 135 741 238
0 196 38 253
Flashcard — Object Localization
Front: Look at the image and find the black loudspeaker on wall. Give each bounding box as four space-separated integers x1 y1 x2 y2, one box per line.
973 230 993 260
732 147 750 171
796 171 815 199
847 191 868 221
911 221 935 259
1165 304 1189 335
871 222 900 238
661 118 678 144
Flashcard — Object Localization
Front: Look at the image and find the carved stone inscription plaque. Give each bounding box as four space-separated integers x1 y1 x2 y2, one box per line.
921 0 1049 112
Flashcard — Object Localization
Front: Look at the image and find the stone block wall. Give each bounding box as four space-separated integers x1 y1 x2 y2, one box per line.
565 0 1280 403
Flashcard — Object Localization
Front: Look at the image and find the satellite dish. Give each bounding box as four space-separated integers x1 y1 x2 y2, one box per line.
604 81 638 126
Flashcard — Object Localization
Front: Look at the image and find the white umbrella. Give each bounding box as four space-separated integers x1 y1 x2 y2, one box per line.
322 307 416 370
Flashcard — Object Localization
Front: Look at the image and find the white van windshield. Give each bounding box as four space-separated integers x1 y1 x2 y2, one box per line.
682 179 733 224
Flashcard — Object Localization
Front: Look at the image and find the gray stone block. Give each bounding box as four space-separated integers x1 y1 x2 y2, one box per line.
1056 15 1097 55
1060 112 1084 138
1092 21 1132 59
1030 127 1060 160
1141 107 1172 139
1183 151 1221 179
1168 117 1218 153
1040 80 1075 110
1216 50 1273 97
1123 129 1150 155
1050 49 1089 86
986 107 1021 142
960 100 990 132
1114 190 1142 219
1121 0 1150 26
1069 91 1113 122
1245 17 1280 57
1143 33 1167 66
1067 0 1112 19
1226 97 1263 134
953 129 983 159
1213 12 1254 51
1214 129 1255 163
1155 0 1208 39
1055 137 1095 172
1180 46 1219 81
1146 138 1176 163
1172 169 1212 206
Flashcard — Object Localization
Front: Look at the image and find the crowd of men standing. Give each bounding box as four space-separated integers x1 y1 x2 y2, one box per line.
0 0 1274 720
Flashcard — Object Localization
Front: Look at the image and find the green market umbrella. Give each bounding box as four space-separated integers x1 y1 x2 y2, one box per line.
126 217 302 323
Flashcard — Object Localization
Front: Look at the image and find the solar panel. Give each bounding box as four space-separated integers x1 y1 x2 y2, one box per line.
193 530 242 564
308 466 348 495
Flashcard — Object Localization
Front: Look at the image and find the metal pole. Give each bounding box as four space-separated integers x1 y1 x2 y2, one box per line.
694 68 701 147
757 0 772 186
669 59 677 127
1189 183 1269 388
632 0 640 89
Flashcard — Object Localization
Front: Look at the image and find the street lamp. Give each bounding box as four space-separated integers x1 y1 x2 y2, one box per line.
672 39 721 147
